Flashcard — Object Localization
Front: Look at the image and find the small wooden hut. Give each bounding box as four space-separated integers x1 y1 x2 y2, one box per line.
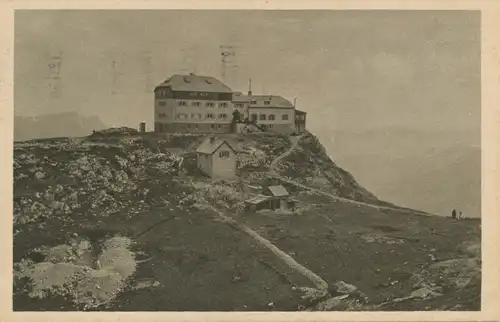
244 185 297 213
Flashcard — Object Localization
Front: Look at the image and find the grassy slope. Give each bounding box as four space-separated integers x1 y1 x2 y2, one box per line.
239 194 480 310
13 130 480 311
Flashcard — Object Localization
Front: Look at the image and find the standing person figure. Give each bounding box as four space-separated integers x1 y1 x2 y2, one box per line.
452 209 457 219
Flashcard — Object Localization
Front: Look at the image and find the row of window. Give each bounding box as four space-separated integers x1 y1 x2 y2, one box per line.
158 112 293 122
158 100 246 109
185 123 225 129
251 114 289 121
250 100 271 105
174 113 229 120
156 89 212 97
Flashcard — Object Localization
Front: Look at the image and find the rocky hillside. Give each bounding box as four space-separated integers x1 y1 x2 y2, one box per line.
13 129 480 311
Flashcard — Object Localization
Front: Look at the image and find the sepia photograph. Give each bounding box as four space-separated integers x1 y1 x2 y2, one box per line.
11 9 481 312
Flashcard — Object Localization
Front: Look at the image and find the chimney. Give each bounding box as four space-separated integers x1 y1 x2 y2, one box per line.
209 136 215 144
248 78 252 96
293 97 297 108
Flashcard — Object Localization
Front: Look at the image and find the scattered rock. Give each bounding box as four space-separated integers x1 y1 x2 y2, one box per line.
315 294 349 310
332 281 357 294
15 236 138 309
410 286 443 299
131 278 161 290
34 171 46 180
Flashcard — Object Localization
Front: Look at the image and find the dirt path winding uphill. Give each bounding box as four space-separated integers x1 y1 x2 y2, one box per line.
270 134 304 170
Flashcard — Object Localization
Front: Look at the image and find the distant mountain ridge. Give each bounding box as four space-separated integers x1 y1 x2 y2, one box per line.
14 112 107 141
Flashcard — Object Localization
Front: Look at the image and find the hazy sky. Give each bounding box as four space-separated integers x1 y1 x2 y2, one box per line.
15 10 480 136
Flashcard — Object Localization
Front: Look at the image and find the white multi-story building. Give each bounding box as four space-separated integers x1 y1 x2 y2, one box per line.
153 73 303 134
154 73 235 133
231 93 296 134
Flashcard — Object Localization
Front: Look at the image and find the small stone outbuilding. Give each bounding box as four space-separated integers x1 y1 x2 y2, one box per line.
196 136 237 179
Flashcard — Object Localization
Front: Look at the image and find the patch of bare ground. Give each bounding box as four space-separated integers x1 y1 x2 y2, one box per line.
14 236 136 310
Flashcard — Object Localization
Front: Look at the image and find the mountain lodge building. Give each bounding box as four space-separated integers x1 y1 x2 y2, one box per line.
153 73 306 135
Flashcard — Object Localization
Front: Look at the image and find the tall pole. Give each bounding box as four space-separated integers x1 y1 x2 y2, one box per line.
220 45 238 84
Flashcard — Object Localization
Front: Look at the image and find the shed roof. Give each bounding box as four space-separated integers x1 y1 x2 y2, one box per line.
156 74 233 93
245 194 271 205
267 185 290 197
295 109 307 115
195 137 236 155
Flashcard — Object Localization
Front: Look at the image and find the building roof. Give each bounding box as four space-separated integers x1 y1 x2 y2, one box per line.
250 95 294 109
195 137 236 155
155 74 233 93
295 109 307 115
232 93 251 102
267 185 290 197
232 94 294 109
245 194 271 205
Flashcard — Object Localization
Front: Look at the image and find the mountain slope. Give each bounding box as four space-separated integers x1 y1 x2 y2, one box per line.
14 112 107 141
13 130 480 311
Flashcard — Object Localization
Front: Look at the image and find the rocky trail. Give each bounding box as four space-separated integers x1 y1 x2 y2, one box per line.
270 134 304 169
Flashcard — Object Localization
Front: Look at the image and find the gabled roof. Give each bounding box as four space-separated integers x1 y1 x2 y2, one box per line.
155 74 233 93
195 137 236 155
267 185 290 197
